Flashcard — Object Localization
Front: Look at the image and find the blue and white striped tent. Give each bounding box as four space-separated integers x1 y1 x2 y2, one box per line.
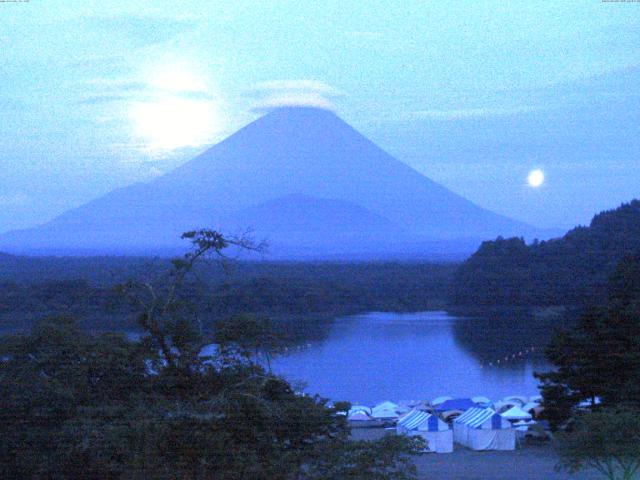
397 410 453 453
453 407 515 451
454 407 510 429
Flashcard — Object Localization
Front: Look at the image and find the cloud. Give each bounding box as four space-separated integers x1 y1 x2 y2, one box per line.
410 106 539 120
75 78 147 105
77 15 197 49
77 76 216 106
76 93 131 105
256 93 336 111
65 54 130 77
254 80 339 95
83 78 147 91
250 79 341 112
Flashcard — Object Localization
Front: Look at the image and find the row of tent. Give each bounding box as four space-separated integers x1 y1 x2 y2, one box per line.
396 407 516 453
348 397 541 423
347 398 543 453
347 401 412 420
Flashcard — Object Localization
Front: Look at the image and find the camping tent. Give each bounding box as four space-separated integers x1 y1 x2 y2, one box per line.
348 405 372 421
453 407 515 451
501 406 533 422
435 398 477 412
493 400 520 414
371 401 401 419
522 402 543 418
347 410 371 421
397 410 453 453
440 410 464 422
431 396 453 406
503 395 527 406
471 396 492 406
348 405 371 415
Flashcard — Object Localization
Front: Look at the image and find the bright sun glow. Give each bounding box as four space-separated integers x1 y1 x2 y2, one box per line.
130 65 221 152
148 69 208 93
527 169 545 188
131 98 220 152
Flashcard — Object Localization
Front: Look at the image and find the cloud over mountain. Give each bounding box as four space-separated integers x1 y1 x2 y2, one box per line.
251 80 339 112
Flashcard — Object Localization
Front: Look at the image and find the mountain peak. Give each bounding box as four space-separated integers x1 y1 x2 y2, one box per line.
248 105 346 134
0 106 545 257
263 105 337 117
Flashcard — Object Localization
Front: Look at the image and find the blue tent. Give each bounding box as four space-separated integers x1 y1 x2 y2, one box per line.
434 398 477 412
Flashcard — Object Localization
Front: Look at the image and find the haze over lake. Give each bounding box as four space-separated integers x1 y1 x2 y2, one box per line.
271 311 550 406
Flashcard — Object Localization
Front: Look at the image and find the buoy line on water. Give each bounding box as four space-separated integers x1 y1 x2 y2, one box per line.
479 346 538 369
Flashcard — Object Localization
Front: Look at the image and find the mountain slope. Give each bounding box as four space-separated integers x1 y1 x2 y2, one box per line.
229 193 400 242
0 107 543 256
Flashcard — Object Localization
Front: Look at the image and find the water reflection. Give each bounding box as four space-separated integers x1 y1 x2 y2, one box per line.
271 311 553 405
451 307 555 364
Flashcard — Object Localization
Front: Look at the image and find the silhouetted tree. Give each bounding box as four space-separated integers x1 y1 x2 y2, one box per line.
536 255 640 428
556 408 640 480
0 231 422 479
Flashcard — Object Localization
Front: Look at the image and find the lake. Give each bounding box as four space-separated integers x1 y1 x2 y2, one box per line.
270 310 553 406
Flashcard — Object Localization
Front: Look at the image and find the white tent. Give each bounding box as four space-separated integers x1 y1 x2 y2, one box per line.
521 402 540 413
348 405 372 415
471 396 492 405
453 407 515 451
397 410 453 453
371 401 401 419
578 397 601 408
347 410 371 421
502 395 527 406
493 400 520 414
501 406 533 421
513 420 536 427
431 396 453 406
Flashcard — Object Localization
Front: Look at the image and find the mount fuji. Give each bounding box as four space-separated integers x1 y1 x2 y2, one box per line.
0 107 548 258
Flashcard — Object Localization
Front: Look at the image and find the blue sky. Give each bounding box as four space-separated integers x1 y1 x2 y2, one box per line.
1 1 639 233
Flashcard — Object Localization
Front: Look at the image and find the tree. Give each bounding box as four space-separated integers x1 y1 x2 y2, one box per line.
117 229 264 373
0 316 150 478
332 401 352 414
535 307 607 428
0 230 423 479
536 255 640 428
452 200 640 308
213 314 283 370
556 408 640 480
304 435 425 480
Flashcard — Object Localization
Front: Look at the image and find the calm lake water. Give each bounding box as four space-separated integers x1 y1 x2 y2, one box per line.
270 311 553 406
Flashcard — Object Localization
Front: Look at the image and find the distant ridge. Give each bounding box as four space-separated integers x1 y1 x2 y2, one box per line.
451 199 640 306
0 107 548 258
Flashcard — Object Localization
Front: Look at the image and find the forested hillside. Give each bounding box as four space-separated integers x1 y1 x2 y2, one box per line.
0 258 455 335
451 200 640 306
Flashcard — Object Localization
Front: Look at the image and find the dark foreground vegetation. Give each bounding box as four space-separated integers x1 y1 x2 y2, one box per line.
451 200 640 307
0 231 424 479
0 316 425 479
536 254 640 479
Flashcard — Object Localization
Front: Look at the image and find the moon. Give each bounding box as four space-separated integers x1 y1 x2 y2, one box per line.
527 169 545 188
